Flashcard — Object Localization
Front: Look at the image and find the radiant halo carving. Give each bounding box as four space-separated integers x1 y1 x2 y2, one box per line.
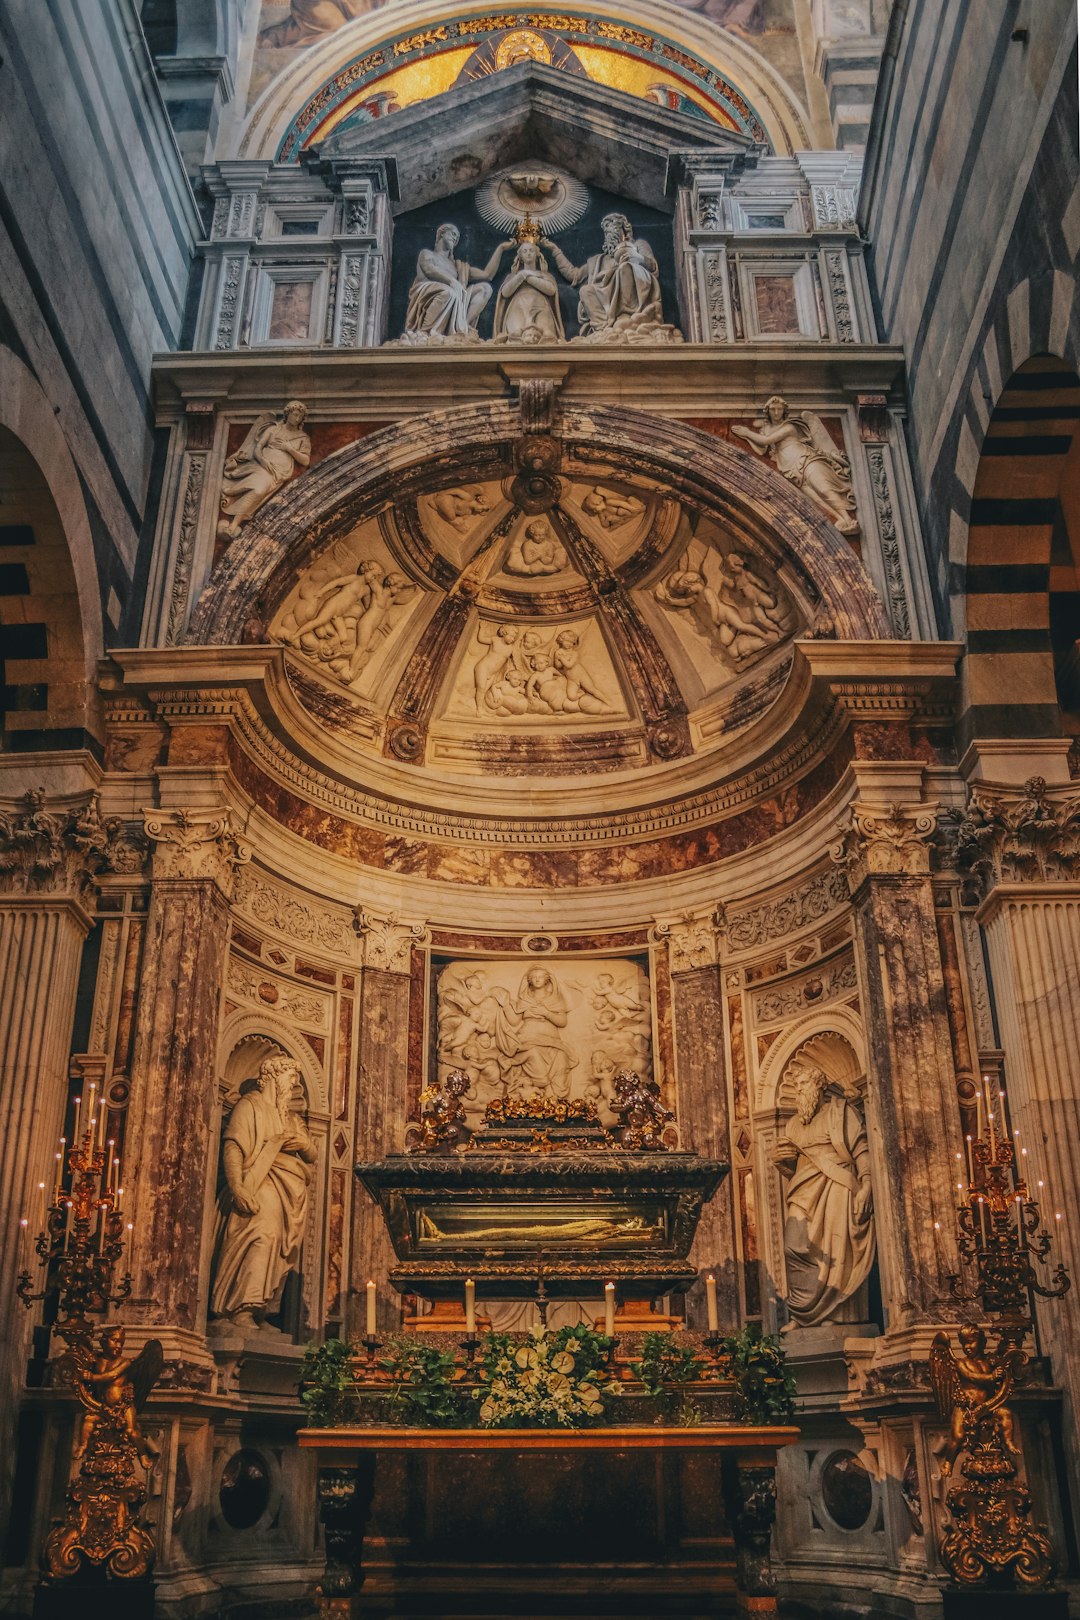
476 164 589 238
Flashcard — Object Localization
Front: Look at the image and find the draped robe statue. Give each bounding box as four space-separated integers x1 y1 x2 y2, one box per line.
543 212 668 340
402 224 511 343
773 1065 875 1328
210 1055 316 1328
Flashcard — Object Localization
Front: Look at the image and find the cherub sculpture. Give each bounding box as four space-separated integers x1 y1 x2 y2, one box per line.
609 1069 676 1151
407 1069 471 1153
71 1325 162 1472
929 1324 1022 1478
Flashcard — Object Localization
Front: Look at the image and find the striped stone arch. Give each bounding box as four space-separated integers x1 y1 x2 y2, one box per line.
954 335 1080 749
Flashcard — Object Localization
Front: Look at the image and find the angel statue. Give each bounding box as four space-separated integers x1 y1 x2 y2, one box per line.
929 1325 1022 1479
44 1326 163 1582
219 400 311 539
732 395 859 535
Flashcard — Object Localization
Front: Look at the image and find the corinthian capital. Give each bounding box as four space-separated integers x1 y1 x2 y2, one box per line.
354 906 429 973
831 802 937 889
0 789 144 901
143 808 251 891
650 907 725 972
956 775 1080 893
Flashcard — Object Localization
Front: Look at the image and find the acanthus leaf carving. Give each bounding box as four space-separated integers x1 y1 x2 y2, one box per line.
724 867 849 953
226 957 328 1028
651 908 725 972
831 802 937 888
233 868 355 954
955 776 1080 893
354 906 429 973
143 809 251 891
0 790 145 900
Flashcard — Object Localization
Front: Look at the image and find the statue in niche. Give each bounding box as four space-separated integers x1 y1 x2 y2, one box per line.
492 236 565 345
772 1064 875 1329
505 519 568 577
499 967 577 1098
470 622 614 717
654 543 782 662
400 224 513 345
218 401 310 539
283 557 416 684
732 396 860 535
581 486 644 530
210 1054 317 1330
543 213 679 344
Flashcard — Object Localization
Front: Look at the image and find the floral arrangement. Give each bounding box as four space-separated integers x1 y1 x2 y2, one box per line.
484 1096 599 1126
722 1323 797 1423
475 1323 619 1428
299 1338 354 1427
378 1336 463 1427
632 1329 704 1424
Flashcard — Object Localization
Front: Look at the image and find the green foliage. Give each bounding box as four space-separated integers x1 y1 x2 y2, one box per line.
378 1336 463 1427
476 1323 620 1428
722 1323 798 1424
632 1331 700 1396
299 1338 354 1427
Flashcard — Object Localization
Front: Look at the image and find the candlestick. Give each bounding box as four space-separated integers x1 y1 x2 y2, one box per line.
965 1134 975 1186
705 1272 718 1333
366 1279 377 1337
53 1141 65 1199
63 1200 73 1251
465 1277 476 1336
604 1281 615 1338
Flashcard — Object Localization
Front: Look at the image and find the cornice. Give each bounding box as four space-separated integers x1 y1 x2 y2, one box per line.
150 344 907 425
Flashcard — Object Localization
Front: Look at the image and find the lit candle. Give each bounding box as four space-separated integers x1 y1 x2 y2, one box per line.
465 1277 476 1336
53 1140 65 1199
977 1197 988 1246
976 1085 983 1140
19 1216 28 1270
604 1281 615 1338
1015 1193 1025 1246
706 1273 719 1333
116 1185 124 1215
366 1279 377 1337
965 1135 975 1186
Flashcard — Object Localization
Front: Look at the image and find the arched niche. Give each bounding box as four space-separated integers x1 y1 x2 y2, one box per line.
202 1019 332 1339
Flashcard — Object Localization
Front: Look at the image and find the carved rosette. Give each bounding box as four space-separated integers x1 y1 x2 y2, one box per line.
956 776 1080 896
143 808 251 895
651 909 725 973
354 906 430 974
0 790 147 904
831 802 937 891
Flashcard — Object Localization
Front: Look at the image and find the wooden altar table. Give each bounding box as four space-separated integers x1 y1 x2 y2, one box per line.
300 1425 799 1618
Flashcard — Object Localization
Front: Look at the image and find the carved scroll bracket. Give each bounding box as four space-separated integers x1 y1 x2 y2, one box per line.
143 808 251 894
354 906 430 974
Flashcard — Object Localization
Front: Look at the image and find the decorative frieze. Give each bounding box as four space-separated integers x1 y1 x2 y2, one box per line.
166 454 206 646
866 447 911 639
226 957 328 1027
752 955 857 1024
956 776 1080 892
233 868 355 955
724 868 850 952
354 906 430 973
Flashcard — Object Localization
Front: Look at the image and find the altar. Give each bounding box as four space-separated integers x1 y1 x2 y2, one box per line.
300 1423 799 1617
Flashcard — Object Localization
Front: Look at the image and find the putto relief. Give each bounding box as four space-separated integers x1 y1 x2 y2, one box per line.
271 524 425 696
651 536 792 667
435 957 654 1128
444 616 626 723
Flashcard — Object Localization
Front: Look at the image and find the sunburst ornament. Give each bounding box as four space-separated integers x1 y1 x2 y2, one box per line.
476 165 589 239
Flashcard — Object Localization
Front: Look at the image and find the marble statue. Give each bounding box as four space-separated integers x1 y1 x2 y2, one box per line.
210 1054 317 1329
654 543 782 661
544 213 679 343
470 622 614 716
581 486 644 530
219 401 310 538
492 240 565 344
773 1065 875 1328
505 519 568 576
732 397 860 535
401 224 512 344
284 556 416 684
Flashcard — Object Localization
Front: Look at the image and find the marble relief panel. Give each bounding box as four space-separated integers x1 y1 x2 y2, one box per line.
435 956 653 1128
440 614 630 726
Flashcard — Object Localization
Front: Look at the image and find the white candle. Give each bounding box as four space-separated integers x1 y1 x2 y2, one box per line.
54 1141 65 1199
604 1281 615 1337
62 1201 73 1251
465 1277 476 1336
366 1279 377 1337
706 1273 719 1332
19 1216 28 1270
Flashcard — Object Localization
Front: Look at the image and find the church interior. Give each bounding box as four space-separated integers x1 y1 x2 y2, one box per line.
0 1 1079 1616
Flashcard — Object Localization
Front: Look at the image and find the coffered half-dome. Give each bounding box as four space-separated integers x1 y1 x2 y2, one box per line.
189 399 886 794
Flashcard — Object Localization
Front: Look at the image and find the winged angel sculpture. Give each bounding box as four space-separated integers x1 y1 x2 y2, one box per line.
732 396 859 535
45 1328 164 1580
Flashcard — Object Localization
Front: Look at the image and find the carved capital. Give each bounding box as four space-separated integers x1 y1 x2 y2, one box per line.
143 808 250 891
0 790 146 902
651 907 725 972
354 906 429 973
955 775 1080 894
831 802 936 888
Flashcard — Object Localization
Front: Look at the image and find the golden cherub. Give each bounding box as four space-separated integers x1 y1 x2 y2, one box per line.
71 1325 162 1472
929 1324 1023 1477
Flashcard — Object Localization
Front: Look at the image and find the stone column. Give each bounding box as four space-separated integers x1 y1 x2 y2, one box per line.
654 909 740 1329
957 775 1080 1518
124 809 248 1346
832 802 965 1352
0 790 116 1540
348 908 428 1338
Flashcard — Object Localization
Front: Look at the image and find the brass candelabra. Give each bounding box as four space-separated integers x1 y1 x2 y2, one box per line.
931 1085 1070 1595
18 1095 161 1593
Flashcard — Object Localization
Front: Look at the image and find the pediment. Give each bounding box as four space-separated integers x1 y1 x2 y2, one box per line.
314 60 757 215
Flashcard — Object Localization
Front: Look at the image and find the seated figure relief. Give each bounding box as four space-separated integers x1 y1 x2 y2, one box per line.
398 224 513 345
504 519 569 577
653 541 788 663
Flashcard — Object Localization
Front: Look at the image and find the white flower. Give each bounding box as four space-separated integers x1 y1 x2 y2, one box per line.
551 1351 574 1374
515 1346 538 1369
578 1381 601 1405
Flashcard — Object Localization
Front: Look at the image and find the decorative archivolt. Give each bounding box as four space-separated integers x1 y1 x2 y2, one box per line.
218 1014 331 1118
752 1006 865 1117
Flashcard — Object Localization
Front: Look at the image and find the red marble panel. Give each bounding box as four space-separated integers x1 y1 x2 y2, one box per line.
336 996 353 1122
